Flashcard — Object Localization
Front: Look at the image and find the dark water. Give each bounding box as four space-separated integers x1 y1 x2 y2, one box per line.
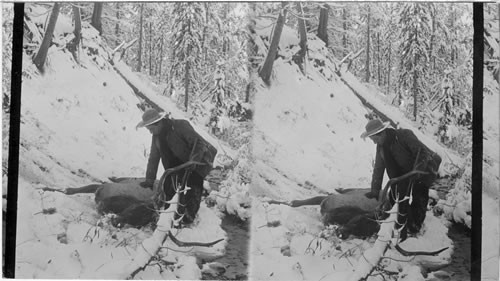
430 178 471 281
202 214 249 280
438 223 471 281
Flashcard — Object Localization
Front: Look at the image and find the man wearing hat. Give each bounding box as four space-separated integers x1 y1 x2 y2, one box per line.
137 108 218 225
361 119 442 239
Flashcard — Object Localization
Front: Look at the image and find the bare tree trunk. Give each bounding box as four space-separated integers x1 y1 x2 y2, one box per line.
33 3 60 73
184 15 192 112
303 4 312 31
158 37 164 82
413 54 418 121
377 32 381 86
137 3 144 72
184 59 190 112
450 6 456 65
245 82 251 103
342 8 348 57
202 2 209 62
295 2 307 73
115 2 120 46
149 22 152 76
317 4 329 47
222 4 230 56
365 4 371 83
387 41 392 96
429 6 436 72
91 2 103 35
73 6 81 46
67 5 81 62
259 3 288 85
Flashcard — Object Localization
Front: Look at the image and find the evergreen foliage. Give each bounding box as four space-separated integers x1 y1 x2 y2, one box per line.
397 3 432 121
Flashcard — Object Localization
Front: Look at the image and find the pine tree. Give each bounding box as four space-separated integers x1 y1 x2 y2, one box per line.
364 4 371 82
137 3 144 72
397 3 431 121
171 2 204 111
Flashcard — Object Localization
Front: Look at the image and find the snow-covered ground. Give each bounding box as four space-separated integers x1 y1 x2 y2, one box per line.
10 10 246 279
249 16 498 281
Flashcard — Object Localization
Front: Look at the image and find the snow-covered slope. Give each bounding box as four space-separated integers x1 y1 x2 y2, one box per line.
249 17 458 281
15 16 228 279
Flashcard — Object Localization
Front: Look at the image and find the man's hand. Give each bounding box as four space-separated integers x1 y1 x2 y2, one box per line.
364 190 379 200
139 180 154 189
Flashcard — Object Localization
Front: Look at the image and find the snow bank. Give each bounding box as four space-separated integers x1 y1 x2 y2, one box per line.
253 60 376 196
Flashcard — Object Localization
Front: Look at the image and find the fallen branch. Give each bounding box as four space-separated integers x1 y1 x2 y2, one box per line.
167 231 224 247
37 186 66 193
117 192 180 279
111 38 138 59
338 51 353 67
265 199 290 206
33 207 57 215
111 41 126 54
394 244 449 257
348 201 399 281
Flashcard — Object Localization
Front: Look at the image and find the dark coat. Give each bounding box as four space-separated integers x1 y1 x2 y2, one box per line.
371 128 441 193
145 118 217 183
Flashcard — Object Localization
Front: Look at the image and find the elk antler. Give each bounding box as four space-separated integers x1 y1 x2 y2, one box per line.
395 244 449 256
378 170 430 209
167 231 224 247
154 160 206 207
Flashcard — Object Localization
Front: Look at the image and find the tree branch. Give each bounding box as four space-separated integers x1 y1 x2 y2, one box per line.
394 244 449 257
349 202 399 281
167 231 224 247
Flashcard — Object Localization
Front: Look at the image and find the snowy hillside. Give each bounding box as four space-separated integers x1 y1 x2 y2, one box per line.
248 16 496 281
11 10 244 279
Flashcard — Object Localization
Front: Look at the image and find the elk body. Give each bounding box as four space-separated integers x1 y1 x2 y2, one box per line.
42 161 206 227
290 188 380 239
59 178 158 227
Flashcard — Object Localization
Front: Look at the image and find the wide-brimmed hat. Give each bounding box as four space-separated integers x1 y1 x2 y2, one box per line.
136 109 167 129
360 119 391 139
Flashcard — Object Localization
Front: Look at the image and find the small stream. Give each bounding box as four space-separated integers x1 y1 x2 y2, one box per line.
202 214 249 280
440 223 471 280
430 178 471 280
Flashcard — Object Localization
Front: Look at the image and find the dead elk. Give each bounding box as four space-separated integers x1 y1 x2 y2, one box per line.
287 188 381 239
40 161 205 228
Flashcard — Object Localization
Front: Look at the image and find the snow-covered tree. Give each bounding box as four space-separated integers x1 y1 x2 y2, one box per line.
2 4 13 110
397 3 432 121
170 2 204 111
485 4 499 85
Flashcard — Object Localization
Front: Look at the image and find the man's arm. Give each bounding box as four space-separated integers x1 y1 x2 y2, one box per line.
367 145 385 199
143 137 161 187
